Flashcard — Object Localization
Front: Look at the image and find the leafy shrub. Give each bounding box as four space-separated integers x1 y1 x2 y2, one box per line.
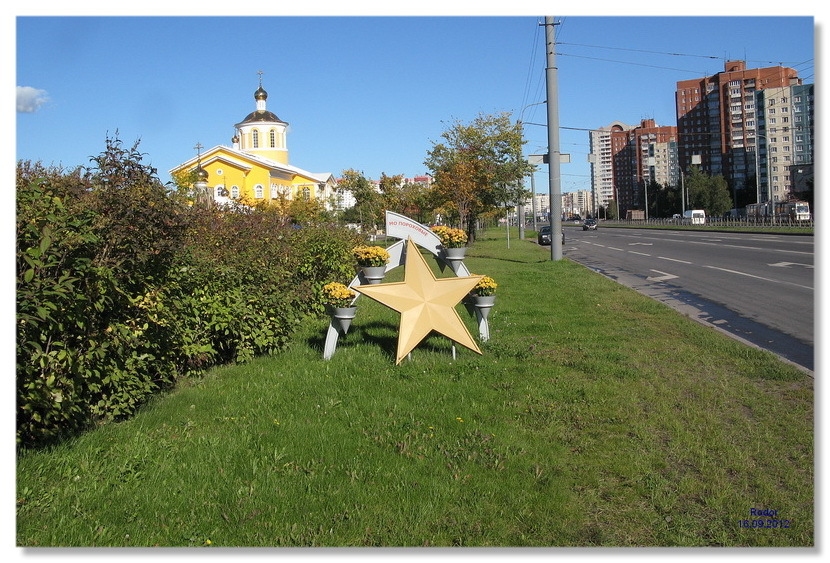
16 140 363 447
17 165 101 443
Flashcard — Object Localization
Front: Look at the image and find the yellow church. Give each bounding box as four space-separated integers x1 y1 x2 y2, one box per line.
170 79 337 208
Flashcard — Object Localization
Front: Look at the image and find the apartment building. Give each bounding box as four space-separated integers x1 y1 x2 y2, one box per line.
610 119 678 214
675 60 802 201
754 83 814 203
589 121 636 210
562 190 594 219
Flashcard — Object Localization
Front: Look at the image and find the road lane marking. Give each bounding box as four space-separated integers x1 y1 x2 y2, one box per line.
629 251 651 256
768 261 814 269
608 246 625 251
604 232 813 255
658 256 692 264
629 242 653 246
703 265 813 290
647 270 678 282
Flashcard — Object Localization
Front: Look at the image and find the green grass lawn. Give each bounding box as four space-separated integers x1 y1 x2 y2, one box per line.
16 228 813 547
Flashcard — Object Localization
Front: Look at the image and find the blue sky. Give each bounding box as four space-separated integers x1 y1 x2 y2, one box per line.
13 12 817 197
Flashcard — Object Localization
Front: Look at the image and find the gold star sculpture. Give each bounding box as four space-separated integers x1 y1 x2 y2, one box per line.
353 238 484 364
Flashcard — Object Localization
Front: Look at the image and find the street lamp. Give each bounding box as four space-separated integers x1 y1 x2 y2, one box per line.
753 129 774 224
518 101 547 239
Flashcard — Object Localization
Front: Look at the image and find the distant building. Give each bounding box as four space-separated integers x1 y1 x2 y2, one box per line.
675 60 803 204
409 175 433 187
562 190 594 219
170 79 337 209
610 119 678 215
589 121 635 210
754 83 814 203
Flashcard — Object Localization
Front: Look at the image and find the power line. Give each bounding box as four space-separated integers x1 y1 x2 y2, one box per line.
557 52 718 74
519 19 543 115
557 40 808 67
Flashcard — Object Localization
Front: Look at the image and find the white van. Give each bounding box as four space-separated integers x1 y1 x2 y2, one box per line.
683 209 706 225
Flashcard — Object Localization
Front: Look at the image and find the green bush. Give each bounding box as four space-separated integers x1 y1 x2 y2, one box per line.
16 141 363 447
17 165 101 444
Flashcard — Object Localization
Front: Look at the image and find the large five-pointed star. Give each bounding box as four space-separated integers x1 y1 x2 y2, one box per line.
353 238 484 364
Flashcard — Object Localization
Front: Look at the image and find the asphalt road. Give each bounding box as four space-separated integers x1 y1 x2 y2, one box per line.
559 225 815 372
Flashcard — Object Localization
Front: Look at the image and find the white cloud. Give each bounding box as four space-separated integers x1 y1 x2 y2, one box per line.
17 86 49 113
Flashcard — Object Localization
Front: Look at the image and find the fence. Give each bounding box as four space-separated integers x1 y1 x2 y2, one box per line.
605 216 814 229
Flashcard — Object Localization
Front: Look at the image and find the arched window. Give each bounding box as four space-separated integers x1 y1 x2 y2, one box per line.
302 186 311 201
231 185 240 199
255 184 264 199
252 130 259 148
270 129 276 148
215 185 227 198
270 184 278 199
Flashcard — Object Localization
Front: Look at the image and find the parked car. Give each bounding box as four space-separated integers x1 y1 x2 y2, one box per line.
582 219 598 231
537 225 565 245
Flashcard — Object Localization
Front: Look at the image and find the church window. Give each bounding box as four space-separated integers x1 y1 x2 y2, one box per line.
270 184 278 199
270 129 276 148
252 130 259 148
302 186 311 201
231 185 240 198
255 184 264 199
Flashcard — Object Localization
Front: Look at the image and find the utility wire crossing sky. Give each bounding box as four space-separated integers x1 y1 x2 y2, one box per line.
14 15 815 196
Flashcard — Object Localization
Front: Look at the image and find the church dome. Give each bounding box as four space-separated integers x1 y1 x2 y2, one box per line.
237 81 287 125
195 165 209 181
239 109 286 124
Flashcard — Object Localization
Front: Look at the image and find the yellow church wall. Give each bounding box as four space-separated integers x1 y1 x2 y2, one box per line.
199 156 324 204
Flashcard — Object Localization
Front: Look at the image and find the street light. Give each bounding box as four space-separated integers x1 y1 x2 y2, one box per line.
753 129 773 224
518 101 547 239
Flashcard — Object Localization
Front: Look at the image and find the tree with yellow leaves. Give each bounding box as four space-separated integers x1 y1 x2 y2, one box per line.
424 112 531 243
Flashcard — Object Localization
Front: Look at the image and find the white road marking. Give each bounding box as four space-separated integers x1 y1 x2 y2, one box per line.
658 256 692 264
647 270 678 282
629 251 651 256
768 261 814 269
703 265 813 290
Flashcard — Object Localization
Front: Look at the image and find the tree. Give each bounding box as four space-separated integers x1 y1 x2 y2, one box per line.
377 172 406 212
686 167 733 216
399 179 436 225
647 181 682 218
338 169 382 232
424 112 531 242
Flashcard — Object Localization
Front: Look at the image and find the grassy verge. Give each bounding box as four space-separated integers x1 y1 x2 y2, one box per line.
16 228 813 547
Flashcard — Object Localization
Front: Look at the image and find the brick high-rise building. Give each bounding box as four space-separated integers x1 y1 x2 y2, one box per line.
610 119 678 215
675 60 802 206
